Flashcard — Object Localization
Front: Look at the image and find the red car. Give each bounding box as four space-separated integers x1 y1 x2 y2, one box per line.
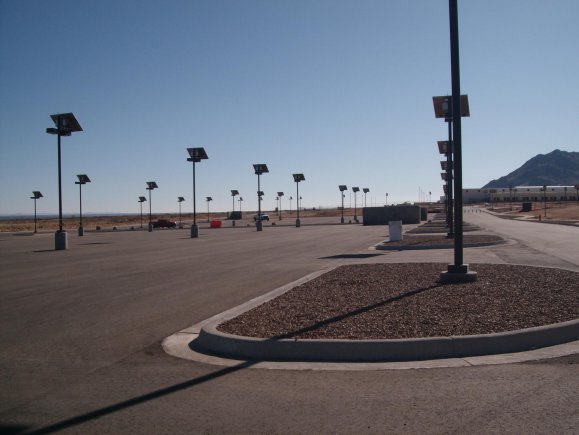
152 219 177 228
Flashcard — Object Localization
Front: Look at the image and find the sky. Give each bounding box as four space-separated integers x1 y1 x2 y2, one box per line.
1 0 578 216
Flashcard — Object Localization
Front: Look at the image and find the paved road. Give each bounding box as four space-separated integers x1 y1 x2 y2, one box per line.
0 219 577 434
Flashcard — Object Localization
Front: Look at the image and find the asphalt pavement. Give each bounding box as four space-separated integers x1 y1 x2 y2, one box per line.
0 213 577 434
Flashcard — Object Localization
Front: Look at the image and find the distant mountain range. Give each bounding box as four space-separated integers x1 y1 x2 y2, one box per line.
483 149 579 188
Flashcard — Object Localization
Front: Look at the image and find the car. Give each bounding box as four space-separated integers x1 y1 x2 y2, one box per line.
152 219 177 228
253 214 270 222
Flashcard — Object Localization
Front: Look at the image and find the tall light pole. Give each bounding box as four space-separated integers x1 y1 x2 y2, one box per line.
253 164 269 231
289 196 293 214
277 192 284 220
178 197 185 228
275 196 280 217
293 174 305 227
352 187 360 223
238 196 243 216
206 197 212 222
30 191 43 234
363 188 369 208
138 196 146 228
385 192 388 206
339 185 347 223
146 182 158 232
438 0 475 283
187 147 208 238
75 174 91 236
231 190 239 226
46 113 82 250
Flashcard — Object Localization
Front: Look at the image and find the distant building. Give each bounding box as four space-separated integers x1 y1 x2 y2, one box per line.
461 186 578 204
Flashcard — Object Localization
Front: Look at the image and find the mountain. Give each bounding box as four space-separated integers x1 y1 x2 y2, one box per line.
483 149 579 188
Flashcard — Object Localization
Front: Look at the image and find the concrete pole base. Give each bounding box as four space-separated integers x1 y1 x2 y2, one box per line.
55 231 68 250
341 217 344 224
439 264 478 283
296 219 301 227
78 226 84 237
148 223 153 232
191 225 199 238
256 221 263 231
232 220 236 227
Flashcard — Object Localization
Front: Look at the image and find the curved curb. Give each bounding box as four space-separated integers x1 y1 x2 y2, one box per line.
195 318 579 363
375 238 507 251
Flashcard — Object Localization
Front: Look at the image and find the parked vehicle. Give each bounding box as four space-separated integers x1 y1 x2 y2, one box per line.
152 219 177 228
253 214 270 222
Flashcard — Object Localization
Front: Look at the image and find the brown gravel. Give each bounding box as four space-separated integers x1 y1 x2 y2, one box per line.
218 263 579 340
383 234 503 248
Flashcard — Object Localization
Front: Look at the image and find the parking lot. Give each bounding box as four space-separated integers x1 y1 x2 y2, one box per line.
1 215 578 433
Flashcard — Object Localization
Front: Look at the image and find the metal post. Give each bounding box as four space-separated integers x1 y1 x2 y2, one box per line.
148 189 152 232
191 161 198 238
296 182 301 227
140 202 143 228
57 118 63 233
78 182 84 236
447 120 454 236
34 198 37 233
341 193 345 224
257 174 262 231
179 201 182 227
354 192 357 222
441 0 476 282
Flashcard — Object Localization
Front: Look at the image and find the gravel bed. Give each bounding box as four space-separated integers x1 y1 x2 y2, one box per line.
382 234 502 247
407 225 479 234
219 263 579 340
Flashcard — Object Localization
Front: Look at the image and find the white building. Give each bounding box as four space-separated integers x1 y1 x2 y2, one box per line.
462 186 579 204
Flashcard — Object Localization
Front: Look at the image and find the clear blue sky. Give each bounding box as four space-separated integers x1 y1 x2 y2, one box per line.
1 0 578 215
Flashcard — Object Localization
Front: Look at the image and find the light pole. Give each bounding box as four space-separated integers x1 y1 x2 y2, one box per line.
275 196 279 217
187 147 208 238
363 188 369 208
437 139 453 235
206 197 212 222
231 190 239 226
178 197 185 228
438 0 475 283
146 182 158 232
289 196 293 214
138 196 146 228
30 191 43 233
253 164 269 231
385 192 388 206
509 186 514 211
339 185 347 223
238 196 243 216
352 187 360 223
277 192 284 220
75 174 91 236
46 113 82 250
293 174 305 227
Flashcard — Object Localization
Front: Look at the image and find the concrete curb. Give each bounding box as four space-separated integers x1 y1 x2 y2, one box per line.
375 238 507 251
185 265 579 363
195 318 579 363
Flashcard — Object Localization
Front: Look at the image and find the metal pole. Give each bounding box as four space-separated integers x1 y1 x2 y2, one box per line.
79 183 83 228
296 183 301 227
140 202 143 228
341 193 344 223
449 0 468 276
193 162 197 226
179 202 182 227
257 174 262 231
148 189 152 231
34 198 37 233
57 117 63 232
447 120 454 236
354 192 357 222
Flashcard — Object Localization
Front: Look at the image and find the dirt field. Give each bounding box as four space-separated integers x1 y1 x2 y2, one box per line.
487 202 579 221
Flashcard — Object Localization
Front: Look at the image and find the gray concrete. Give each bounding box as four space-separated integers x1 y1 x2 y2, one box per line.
1 217 578 433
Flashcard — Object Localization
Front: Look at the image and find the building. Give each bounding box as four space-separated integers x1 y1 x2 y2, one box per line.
462 186 579 204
